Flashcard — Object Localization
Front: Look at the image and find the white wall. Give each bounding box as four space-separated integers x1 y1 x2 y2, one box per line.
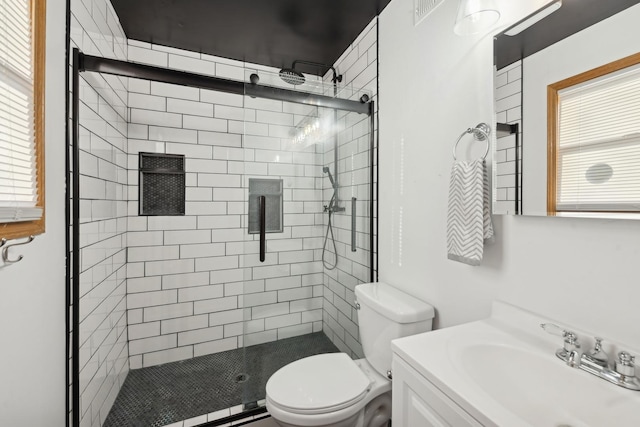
0 1 67 426
379 0 640 351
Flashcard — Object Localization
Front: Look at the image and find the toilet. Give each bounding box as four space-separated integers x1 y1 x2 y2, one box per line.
266 282 435 427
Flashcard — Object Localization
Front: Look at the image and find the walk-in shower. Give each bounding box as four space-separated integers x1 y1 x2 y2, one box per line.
70 49 375 427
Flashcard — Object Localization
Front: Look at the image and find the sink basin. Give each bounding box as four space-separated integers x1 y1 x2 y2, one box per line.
391 302 640 427
457 343 640 426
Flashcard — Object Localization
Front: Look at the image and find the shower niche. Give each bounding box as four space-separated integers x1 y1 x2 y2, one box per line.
138 152 186 216
72 52 375 427
248 178 283 234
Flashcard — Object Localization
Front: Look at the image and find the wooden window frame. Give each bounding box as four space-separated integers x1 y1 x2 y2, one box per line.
547 51 640 214
1 0 46 240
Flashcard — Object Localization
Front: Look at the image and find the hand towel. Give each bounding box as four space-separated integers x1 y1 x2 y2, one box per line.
447 159 494 265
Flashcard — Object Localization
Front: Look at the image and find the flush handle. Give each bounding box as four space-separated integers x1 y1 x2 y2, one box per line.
355 301 361 310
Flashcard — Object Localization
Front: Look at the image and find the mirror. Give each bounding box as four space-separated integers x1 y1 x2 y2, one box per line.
493 0 640 217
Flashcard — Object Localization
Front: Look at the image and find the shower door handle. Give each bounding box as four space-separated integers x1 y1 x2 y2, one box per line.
351 197 357 252
259 195 266 262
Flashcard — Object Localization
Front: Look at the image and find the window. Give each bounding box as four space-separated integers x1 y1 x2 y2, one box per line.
548 52 640 214
0 0 45 239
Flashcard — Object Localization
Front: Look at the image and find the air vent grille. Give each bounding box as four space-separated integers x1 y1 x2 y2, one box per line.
414 0 443 26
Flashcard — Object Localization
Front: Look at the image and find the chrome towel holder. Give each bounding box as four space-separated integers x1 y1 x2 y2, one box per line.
0 235 35 265
453 122 491 160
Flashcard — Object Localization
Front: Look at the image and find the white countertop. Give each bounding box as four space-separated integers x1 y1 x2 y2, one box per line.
391 301 640 427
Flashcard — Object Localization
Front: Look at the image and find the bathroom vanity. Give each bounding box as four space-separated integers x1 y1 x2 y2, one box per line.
392 355 482 426
391 302 640 427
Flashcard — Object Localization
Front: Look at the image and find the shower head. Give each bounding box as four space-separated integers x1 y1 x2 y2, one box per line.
279 68 306 85
323 166 336 189
280 60 343 88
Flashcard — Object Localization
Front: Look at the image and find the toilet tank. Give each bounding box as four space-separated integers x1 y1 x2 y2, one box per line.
355 282 435 378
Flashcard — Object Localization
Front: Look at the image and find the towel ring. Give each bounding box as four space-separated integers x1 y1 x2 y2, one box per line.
453 123 491 160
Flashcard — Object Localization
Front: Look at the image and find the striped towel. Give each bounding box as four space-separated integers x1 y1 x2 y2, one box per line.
446 159 494 266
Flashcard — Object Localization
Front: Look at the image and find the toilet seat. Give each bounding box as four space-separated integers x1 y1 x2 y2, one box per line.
266 353 371 415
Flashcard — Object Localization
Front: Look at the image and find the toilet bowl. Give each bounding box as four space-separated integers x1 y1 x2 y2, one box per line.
266 354 391 427
266 282 435 427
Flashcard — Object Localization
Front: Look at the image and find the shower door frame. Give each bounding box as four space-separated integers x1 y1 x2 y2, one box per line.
69 48 376 427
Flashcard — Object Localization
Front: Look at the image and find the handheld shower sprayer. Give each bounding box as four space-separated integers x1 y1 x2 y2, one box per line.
323 166 336 189
322 166 339 270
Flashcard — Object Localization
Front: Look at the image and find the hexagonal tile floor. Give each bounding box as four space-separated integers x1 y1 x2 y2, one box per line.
103 332 339 427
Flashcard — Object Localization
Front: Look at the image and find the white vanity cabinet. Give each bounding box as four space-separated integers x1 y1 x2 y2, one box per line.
392 355 482 427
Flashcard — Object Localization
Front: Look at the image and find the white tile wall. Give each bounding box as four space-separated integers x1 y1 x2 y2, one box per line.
124 41 335 368
320 18 378 358
71 0 130 426
494 60 522 215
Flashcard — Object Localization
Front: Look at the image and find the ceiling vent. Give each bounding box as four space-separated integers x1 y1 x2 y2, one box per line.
414 0 443 26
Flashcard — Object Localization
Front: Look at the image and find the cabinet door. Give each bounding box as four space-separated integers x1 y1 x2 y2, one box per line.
392 356 482 427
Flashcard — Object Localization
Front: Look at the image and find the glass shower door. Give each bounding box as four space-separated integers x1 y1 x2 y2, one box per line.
239 72 373 410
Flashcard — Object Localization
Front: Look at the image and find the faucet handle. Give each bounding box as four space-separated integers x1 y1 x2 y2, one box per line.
540 323 565 337
616 352 636 377
540 323 580 350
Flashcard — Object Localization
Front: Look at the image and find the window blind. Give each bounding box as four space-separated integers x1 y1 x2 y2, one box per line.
556 63 640 212
0 0 42 222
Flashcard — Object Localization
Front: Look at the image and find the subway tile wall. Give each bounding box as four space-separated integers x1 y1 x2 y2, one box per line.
125 40 335 368
494 60 522 215
68 4 378 424
70 0 130 426
321 18 378 359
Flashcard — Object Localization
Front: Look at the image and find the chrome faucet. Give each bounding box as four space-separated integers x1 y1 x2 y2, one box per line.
541 323 640 391
540 323 581 367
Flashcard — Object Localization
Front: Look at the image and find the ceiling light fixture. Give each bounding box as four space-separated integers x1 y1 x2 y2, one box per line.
504 0 562 36
453 0 501 36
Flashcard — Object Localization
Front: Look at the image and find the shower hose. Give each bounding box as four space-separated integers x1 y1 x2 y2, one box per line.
322 194 338 270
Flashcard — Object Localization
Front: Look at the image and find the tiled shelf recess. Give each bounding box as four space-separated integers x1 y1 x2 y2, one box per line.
103 332 339 427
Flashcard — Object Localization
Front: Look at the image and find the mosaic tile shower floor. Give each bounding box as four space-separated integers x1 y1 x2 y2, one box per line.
104 332 340 427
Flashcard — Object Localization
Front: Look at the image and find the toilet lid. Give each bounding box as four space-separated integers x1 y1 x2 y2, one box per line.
266 353 371 414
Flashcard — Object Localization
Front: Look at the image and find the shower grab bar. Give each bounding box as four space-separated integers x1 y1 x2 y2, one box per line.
259 196 266 262
453 122 491 160
351 197 357 252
